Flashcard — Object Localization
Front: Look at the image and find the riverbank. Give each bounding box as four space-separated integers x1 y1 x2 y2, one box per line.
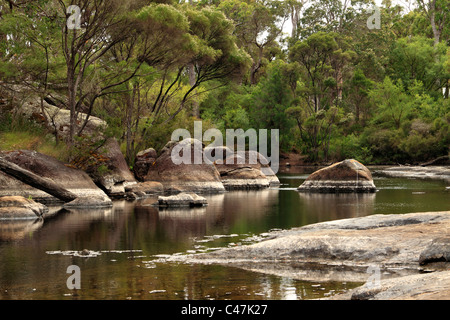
157 211 450 300
375 166 450 183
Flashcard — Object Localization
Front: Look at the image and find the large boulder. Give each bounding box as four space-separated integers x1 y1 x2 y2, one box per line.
298 159 377 193
215 153 270 190
144 139 225 194
243 151 280 186
17 92 136 198
19 95 107 140
0 150 112 206
207 148 279 189
0 196 48 219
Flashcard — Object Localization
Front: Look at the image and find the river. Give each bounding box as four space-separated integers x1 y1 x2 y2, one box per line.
0 168 448 300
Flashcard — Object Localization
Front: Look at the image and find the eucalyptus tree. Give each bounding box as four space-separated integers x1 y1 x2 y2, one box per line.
218 0 288 84
416 0 449 46
287 32 355 160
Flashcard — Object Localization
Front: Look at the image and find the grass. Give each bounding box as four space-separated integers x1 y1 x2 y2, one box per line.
0 114 70 162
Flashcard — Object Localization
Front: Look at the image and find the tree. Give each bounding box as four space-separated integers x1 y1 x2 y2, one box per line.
388 36 448 95
58 0 142 145
345 68 374 124
368 77 411 129
416 0 449 46
219 0 288 84
245 60 295 151
136 4 251 153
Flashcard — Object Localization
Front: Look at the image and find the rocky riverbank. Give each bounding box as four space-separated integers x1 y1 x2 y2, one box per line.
376 166 450 183
156 211 450 300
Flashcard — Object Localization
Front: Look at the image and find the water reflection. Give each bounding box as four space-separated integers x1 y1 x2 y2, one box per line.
0 219 44 241
0 173 448 300
298 193 376 221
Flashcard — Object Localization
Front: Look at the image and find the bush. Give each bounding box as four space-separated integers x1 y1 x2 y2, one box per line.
328 133 373 164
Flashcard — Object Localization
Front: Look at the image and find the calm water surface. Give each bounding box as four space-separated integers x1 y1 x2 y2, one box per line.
0 168 448 300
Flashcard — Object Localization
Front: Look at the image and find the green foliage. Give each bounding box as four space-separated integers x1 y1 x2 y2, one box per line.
0 113 70 161
0 0 448 165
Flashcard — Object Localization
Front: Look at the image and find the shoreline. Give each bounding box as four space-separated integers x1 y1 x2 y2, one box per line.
155 210 450 300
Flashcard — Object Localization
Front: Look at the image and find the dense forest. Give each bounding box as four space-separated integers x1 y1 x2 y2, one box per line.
0 0 448 167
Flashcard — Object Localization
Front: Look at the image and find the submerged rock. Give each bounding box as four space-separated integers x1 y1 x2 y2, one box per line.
298 159 377 193
0 218 44 240
0 196 48 219
154 192 208 207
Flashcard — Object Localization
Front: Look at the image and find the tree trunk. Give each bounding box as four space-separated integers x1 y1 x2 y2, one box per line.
67 64 76 146
430 0 440 46
188 63 199 118
0 157 78 202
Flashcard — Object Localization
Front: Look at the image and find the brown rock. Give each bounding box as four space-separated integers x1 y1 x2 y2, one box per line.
125 181 164 195
215 154 270 190
144 139 225 193
92 138 137 197
0 150 111 204
0 196 48 219
298 159 377 193
134 148 157 182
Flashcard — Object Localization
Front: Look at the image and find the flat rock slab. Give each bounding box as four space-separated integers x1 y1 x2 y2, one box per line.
162 212 450 287
0 196 48 219
377 166 450 183
63 196 113 209
154 192 208 208
329 270 450 300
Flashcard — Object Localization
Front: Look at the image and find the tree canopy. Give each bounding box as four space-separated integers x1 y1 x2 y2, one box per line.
0 0 448 165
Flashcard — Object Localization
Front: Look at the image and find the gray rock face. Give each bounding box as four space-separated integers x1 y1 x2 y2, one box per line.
17 92 136 198
298 159 377 193
338 270 450 300
0 196 48 219
154 192 208 207
158 211 450 299
19 95 107 139
0 150 111 205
